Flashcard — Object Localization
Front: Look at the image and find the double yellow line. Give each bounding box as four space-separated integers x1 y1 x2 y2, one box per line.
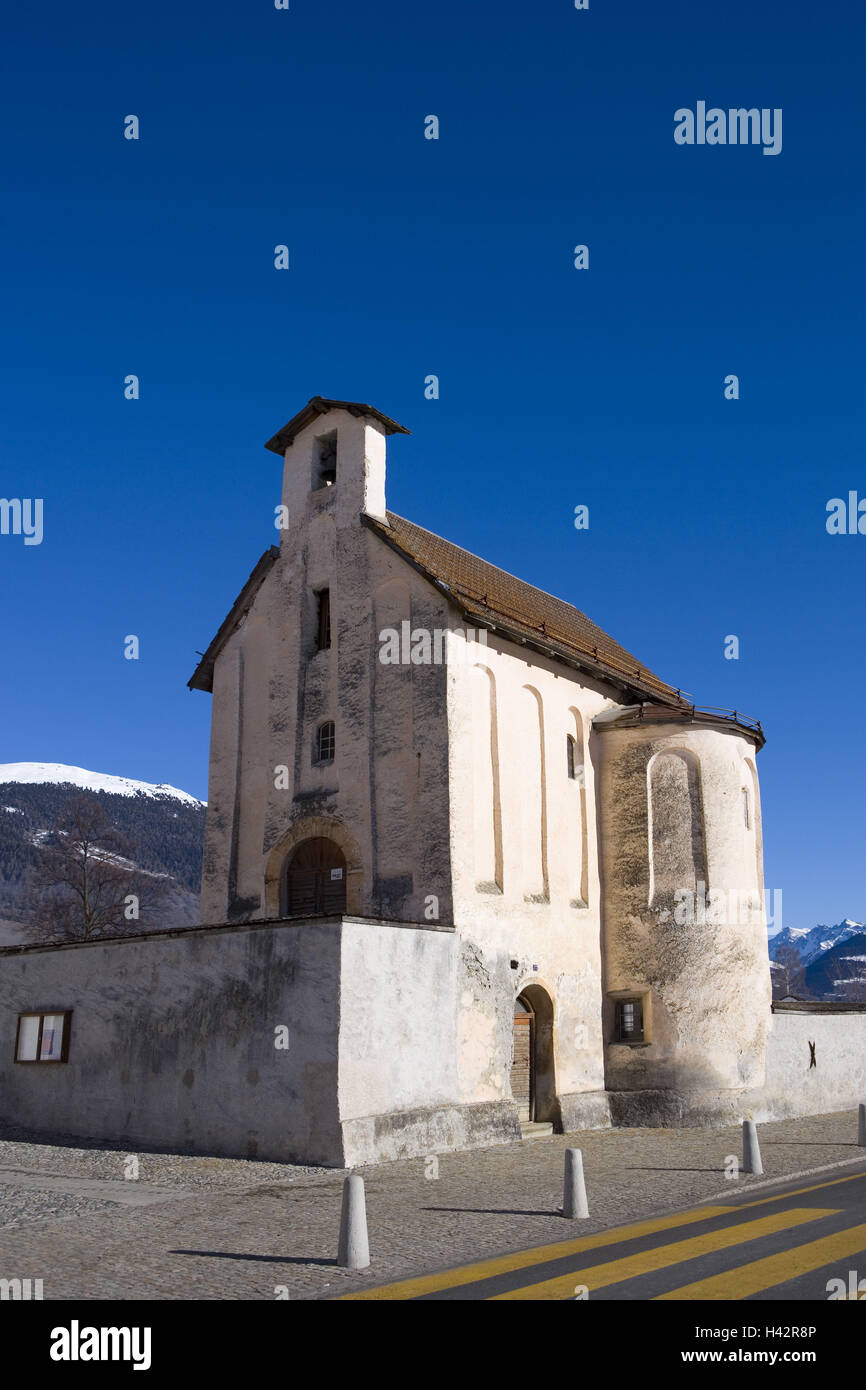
338 1169 866 1301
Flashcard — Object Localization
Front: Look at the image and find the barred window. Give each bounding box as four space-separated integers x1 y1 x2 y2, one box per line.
614 998 644 1044
315 720 335 764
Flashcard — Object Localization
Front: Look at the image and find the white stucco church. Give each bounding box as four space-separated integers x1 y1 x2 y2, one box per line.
186 396 773 1157
6 397 862 1168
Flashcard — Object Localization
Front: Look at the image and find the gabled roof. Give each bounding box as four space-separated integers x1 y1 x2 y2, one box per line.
188 547 279 693
188 514 689 706
364 512 690 707
265 397 410 456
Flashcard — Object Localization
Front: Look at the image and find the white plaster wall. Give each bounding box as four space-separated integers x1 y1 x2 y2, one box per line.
755 1010 866 1121
199 406 454 929
337 921 459 1119
0 923 346 1164
447 632 619 1110
200 638 241 923
235 614 271 908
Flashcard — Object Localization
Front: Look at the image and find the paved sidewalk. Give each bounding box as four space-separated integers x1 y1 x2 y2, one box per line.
0 1110 862 1300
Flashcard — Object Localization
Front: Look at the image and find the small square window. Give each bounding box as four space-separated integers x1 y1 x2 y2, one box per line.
15 1011 71 1063
614 997 644 1044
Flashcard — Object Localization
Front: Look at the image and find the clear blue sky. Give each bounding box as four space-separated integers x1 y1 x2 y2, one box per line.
1 0 863 929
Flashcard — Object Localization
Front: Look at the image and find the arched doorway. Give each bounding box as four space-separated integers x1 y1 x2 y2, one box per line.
511 985 556 1124
282 837 347 917
511 994 535 1121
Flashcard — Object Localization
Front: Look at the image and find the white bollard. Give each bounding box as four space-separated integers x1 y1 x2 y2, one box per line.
858 1103 866 1147
742 1119 763 1176
562 1147 589 1219
337 1172 370 1269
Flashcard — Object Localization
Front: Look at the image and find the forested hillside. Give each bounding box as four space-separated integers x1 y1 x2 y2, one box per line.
0 770 205 931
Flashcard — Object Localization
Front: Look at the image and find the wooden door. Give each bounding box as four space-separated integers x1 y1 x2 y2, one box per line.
284 838 347 916
511 996 534 1122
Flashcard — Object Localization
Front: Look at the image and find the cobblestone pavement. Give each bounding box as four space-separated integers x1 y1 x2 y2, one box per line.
0 1110 862 1300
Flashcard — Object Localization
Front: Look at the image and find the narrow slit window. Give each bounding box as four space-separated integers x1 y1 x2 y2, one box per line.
567 735 577 780
316 589 331 651
315 720 335 764
742 787 751 829
312 431 338 489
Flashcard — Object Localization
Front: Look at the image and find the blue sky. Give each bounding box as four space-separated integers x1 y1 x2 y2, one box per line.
1 0 863 929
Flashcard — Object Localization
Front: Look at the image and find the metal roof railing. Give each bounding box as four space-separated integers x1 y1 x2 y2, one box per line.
690 705 764 735
633 702 763 736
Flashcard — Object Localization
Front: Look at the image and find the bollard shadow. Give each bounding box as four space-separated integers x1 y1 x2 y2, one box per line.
420 1206 557 1217
762 1141 861 1147
621 1166 727 1173
169 1249 337 1267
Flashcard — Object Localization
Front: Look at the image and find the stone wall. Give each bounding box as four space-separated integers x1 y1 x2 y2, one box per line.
596 717 771 1115
0 916 483 1168
755 1006 866 1121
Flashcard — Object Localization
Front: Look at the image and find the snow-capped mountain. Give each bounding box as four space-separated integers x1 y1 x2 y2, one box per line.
769 919 866 967
768 919 866 1001
0 762 204 807
0 763 206 941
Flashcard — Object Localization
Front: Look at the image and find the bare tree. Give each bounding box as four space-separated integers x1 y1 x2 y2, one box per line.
25 794 171 942
772 944 806 1000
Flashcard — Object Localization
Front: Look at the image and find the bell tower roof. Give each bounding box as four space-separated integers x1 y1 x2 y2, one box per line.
264 396 410 455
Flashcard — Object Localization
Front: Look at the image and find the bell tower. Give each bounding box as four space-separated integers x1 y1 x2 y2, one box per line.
264 396 410 533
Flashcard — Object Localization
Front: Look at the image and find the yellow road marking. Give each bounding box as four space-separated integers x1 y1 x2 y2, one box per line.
337 1205 735 1300
489 1208 837 1301
724 1167 866 1211
338 1162 866 1302
656 1220 866 1300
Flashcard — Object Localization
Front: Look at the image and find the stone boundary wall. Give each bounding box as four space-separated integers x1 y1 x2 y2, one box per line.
755 1006 866 1122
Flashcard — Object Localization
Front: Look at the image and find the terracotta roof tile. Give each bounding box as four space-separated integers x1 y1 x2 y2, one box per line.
366 512 688 706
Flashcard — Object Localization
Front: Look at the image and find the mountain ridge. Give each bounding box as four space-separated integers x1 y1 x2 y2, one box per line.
0 763 206 942
0 762 205 807
769 918 866 1001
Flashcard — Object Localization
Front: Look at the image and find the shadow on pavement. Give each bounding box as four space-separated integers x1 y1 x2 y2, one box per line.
169 1249 336 1266
420 1206 558 1217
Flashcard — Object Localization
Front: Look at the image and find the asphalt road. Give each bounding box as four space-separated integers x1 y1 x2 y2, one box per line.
341 1163 866 1300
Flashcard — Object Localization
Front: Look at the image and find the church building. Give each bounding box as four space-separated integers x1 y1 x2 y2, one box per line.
183 395 772 1158
5 396 863 1167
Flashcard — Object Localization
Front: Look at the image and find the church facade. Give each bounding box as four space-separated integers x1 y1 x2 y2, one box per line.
183 396 773 1160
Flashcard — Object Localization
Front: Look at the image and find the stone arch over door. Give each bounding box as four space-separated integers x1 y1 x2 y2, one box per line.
264 817 364 917
510 982 556 1124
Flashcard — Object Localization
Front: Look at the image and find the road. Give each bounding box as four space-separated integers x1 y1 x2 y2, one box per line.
340 1164 866 1300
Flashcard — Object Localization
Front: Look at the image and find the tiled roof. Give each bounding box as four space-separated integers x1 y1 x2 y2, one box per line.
265 397 410 455
365 512 688 706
